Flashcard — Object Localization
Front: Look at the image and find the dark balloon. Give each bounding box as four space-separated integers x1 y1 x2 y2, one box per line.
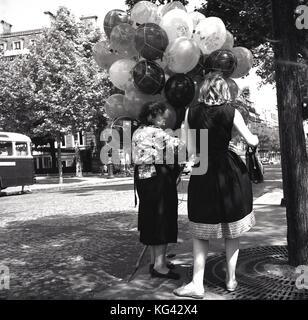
104 9 130 39
204 49 237 77
135 23 169 60
133 60 165 95
187 53 208 78
164 74 195 108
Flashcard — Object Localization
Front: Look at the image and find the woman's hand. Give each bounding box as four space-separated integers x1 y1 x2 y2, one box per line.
233 109 259 147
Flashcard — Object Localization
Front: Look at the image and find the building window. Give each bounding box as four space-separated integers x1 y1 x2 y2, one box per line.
14 41 21 50
74 131 84 146
0 43 4 52
30 39 36 46
43 157 51 168
61 135 66 147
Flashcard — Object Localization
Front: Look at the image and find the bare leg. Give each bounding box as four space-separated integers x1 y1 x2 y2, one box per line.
225 238 239 286
191 238 209 289
174 238 208 295
153 244 168 274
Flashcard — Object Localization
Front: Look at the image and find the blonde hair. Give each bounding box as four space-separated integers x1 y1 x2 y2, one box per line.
198 72 231 106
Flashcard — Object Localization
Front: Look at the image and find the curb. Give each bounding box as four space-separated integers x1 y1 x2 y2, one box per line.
1 177 134 195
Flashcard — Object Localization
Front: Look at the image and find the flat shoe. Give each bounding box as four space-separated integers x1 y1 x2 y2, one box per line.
149 262 175 273
173 284 204 299
226 280 238 292
151 268 180 280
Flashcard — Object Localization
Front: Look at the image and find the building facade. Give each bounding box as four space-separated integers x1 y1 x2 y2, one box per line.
0 14 100 174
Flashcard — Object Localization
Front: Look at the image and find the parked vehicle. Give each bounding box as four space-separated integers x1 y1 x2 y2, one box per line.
261 158 270 165
0 132 35 191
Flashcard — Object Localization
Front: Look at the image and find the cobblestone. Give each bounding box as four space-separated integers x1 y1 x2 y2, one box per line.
0 167 282 299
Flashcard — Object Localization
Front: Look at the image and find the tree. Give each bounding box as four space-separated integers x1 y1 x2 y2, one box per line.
26 7 111 182
271 0 308 266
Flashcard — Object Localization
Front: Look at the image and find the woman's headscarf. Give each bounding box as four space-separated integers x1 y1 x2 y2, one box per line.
198 72 231 106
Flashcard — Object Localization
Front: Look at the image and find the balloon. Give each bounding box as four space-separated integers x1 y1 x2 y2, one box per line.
225 78 239 101
159 9 194 43
130 1 161 28
110 23 138 57
204 49 237 77
164 74 195 108
133 60 165 95
135 23 169 60
164 37 200 74
164 103 177 129
189 11 206 31
230 47 254 78
193 17 227 55
109 59 136 91
124 88 164 119
160 1 187 16
104 9 130 39
221 31 234 50
105 94 129 119
92 41 125 69
187 53 208 78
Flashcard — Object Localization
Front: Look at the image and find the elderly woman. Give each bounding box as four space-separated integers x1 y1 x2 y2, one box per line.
174 73 259 299
132 101 184 280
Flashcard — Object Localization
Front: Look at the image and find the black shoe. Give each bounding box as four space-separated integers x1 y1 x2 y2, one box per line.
151 268 180 280
149 262 175 273
167 261 175 269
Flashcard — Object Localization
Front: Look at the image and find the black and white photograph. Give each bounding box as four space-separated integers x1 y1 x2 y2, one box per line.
0 0 308 307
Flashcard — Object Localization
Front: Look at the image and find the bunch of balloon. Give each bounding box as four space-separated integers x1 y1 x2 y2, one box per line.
92 0 254 129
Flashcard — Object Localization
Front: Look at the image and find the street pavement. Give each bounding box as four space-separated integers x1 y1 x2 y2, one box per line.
0 166 288 299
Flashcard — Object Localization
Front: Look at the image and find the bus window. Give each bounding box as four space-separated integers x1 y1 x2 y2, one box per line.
15 141 29 156
0 141 13 156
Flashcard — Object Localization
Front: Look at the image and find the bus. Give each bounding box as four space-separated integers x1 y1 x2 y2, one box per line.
0 132 35 191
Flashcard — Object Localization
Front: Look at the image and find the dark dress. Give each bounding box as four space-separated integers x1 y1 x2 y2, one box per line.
135 164 179 245
132 125 182 246
187 103 255 239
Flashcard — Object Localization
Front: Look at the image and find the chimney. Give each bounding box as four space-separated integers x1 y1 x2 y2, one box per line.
1 20 12 34
44 11 55 19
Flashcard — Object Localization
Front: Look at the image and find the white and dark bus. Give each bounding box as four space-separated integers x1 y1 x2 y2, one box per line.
0 132 35 191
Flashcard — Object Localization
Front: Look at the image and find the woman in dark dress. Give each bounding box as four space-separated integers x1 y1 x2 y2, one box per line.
174 73 259 298
132 101 184 280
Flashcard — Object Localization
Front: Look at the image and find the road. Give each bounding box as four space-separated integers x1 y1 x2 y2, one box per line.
0 165 282 299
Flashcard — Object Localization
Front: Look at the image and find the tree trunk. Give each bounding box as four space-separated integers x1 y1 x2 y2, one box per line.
272 0 308 266
56 134 63 184
48 138 57 171
75 144 83 177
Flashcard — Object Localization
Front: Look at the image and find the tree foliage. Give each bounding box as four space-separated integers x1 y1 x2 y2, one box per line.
200 0 308 85
0 7 111 140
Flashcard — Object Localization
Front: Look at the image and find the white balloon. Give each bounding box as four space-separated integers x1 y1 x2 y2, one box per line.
189 11 206 31
159 9 194 43
193 17 227 55
130 1 161 28
109 59 136 91
164 37 200 73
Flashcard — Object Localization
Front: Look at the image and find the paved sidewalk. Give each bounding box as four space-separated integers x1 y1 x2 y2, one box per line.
94 188 291 300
